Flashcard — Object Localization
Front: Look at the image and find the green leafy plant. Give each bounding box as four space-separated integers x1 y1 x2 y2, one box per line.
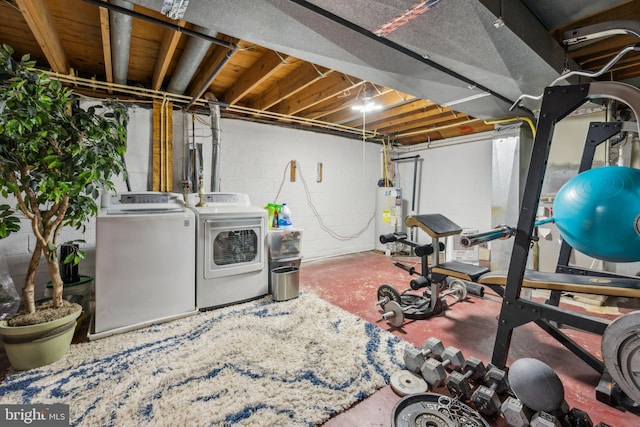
0 44 128 324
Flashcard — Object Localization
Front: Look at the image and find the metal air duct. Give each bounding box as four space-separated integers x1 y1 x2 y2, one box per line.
110 0 134 85
167 26 218 95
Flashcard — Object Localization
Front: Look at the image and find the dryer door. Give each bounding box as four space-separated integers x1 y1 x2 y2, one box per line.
204 217 265 279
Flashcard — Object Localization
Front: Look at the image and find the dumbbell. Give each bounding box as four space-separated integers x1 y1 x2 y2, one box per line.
441 279 468 305
403 337 445 374
530 411 561 427
444 356 486 400
566 408 593 427
500 396 532 427
420 346 465 387
471 365 509 418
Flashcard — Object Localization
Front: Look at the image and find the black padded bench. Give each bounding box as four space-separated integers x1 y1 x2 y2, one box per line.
479 270 640 298
430 264 640 299
406 213 640 299
405 213 462 238
405 214 491 282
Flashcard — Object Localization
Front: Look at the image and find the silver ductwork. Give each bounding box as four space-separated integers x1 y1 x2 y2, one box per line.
167 26 218 95
205 93 222 192
134 0 640 125
130 0 577 119
110 0 134 85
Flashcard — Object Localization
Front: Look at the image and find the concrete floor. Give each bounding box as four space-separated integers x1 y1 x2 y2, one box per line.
1 250 638 426
300 251 640 427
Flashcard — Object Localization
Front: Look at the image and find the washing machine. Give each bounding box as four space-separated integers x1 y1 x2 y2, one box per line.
188 192 268 310
90 192 197 339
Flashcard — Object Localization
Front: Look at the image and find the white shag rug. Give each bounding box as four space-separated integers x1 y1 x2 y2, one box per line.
0 292 405 426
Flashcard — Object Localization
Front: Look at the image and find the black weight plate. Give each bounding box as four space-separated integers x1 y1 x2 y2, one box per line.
377 284 401 305
391 393 489 427
408 409 455 427
602 310 640 403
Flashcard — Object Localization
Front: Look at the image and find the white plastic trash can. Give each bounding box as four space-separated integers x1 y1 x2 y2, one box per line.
271 266 300 301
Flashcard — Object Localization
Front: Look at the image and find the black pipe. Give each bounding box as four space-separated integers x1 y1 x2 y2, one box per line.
120 118 132 191
186 49 236 110
609 131 627 147
81 0 236 50
411 156 418 212
391 155 421 162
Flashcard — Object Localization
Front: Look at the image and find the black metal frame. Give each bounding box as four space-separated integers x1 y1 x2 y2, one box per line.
382 233 451 320
490 84 640 373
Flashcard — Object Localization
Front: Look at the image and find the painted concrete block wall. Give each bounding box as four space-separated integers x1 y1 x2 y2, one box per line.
175 115 381 259
392 133 494 247
0 105 381 297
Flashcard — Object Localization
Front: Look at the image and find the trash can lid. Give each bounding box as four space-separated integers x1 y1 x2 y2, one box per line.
272 266 299 273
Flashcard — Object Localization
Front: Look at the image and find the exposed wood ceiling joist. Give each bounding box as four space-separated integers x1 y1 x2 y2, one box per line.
2 0 640 146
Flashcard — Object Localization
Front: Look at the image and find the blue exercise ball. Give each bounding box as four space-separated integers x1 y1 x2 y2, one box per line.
553 166 640 263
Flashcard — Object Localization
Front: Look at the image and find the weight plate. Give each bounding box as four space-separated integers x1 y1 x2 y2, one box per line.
378 284 402 306
390 392 490 427
602 310 640 403
383 300 405 327
390 370 429 396
408 409 455 427
449 280 468 301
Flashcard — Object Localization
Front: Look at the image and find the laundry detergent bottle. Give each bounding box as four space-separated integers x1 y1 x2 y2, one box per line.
279 203 293 230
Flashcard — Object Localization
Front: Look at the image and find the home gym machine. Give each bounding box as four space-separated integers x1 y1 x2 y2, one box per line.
455 85 640 413
375 213 486 327
415 20 640 411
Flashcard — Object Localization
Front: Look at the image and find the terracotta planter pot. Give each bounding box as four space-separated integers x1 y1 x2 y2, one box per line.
0 304 82 371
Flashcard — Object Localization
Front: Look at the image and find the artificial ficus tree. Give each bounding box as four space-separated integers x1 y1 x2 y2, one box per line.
0 44 129 324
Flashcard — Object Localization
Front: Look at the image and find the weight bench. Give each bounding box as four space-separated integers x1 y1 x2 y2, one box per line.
432 261 640 300
478 270 640 299
405 211 640 377
405 214 490 284
375 213 487 327
403 213 640 298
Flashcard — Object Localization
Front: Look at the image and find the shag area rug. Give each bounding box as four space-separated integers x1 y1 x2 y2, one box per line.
0 292 405 426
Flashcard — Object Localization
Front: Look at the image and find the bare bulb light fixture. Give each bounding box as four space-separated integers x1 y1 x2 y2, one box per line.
352 97 382 112
352 94 382 181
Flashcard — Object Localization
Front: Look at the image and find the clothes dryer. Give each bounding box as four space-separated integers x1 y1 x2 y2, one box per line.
188 192 268 310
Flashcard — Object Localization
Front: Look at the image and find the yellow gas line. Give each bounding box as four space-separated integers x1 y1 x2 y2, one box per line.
42 70 379 139
484 116 537 137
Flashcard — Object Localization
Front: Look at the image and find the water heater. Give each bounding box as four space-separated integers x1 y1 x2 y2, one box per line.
375 187 403 252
